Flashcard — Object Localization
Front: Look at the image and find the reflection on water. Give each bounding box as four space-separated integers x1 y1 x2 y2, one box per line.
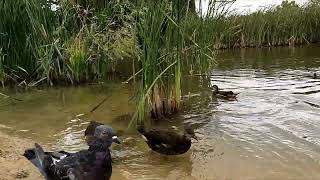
1 46 320 179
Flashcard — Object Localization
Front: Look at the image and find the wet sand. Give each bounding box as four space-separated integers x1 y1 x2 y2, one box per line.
0 131 42 180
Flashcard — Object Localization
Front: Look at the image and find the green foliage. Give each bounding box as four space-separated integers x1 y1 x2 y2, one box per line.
0 48 4 87
0 0 135 85
201 0 320 48
0 0 57 82
134 0 215 123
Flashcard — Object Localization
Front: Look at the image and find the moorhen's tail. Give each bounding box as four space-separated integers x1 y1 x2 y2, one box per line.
85 121 104 136
137 124 146 134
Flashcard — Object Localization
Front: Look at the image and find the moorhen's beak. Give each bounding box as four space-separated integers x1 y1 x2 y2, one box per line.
112 135 121 144
192 135 198 141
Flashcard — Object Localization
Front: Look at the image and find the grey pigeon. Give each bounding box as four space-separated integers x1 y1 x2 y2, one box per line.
24 125 119 180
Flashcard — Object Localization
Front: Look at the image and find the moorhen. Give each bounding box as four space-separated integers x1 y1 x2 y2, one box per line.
212 85 239 100
137 125 197 155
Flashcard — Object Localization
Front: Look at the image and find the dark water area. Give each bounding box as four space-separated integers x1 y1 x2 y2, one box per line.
1 46 320 179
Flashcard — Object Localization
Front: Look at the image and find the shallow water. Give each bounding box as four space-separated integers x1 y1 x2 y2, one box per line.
1 46 320 179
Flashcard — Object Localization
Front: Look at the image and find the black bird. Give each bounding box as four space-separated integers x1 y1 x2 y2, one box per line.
137 125 197 155
24 149 72 172
212 85 239 100
24 125 119 180
84 121 121 146
313 72 318 79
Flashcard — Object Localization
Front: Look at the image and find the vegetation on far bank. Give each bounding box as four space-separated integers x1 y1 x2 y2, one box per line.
1 0 320 86
209 0 320 49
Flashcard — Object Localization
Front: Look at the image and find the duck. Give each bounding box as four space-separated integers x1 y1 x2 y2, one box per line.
84 121 121 146
137 125 197 155
212 85 239 100
24 125 120 180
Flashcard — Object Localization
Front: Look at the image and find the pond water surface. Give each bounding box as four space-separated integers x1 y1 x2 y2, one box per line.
1 46 320 179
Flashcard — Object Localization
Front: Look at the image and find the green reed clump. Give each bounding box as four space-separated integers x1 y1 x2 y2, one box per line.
0 0 58 83
0 0 136 85
0 48 4 87
134 0 215 123
135 1 169 121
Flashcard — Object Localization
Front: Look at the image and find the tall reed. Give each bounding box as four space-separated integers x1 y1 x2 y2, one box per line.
0 0 135 85
134 0 215 123
0 0 57 83
0 48 4 87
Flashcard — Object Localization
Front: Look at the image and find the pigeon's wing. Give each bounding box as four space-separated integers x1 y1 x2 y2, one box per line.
24 145 55 180
53 149 112 180
49 151 71 160
52 150 91 178
24 148 72 165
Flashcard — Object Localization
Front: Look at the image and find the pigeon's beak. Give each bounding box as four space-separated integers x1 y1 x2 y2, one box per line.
100 131 109 139
112 135 121 144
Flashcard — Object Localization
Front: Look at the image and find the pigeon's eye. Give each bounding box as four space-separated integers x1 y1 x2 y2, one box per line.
102 131 109 136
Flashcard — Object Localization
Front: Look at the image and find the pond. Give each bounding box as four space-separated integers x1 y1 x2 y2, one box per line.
0 46 320 179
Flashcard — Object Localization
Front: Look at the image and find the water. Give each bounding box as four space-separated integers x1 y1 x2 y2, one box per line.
1 46 320 179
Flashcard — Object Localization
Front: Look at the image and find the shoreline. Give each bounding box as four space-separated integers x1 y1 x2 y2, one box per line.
0 130 42 180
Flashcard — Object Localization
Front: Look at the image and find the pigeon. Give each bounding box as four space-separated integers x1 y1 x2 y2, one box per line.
24 125 120 180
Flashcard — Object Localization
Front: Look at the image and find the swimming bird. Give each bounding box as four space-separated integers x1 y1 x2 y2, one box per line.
212 85 239 100
24 125 119 180
313 72 317 79
84 121 121 146
137 125 197 155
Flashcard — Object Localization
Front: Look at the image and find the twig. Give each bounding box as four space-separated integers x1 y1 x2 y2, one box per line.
0 92 23 101
90 95 112 113
122 68 143 84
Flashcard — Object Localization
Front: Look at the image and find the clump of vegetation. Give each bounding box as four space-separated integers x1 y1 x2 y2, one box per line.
133 0 215 123
0 0 135 86
0 48 5 87
2 0 320 86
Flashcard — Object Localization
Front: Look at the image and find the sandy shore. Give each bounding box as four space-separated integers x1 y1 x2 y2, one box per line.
0 131 43 180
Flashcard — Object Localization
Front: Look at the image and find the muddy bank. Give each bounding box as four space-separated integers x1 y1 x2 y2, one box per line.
0 131 42 180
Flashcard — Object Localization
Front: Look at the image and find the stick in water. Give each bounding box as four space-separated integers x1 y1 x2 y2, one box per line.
90 95 112 113
0 92 23 101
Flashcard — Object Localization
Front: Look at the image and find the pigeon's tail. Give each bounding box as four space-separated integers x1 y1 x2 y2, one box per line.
23 144 52 180
34 143 46 169
23 148 43 171
24 148 36 160
137 124 146 134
